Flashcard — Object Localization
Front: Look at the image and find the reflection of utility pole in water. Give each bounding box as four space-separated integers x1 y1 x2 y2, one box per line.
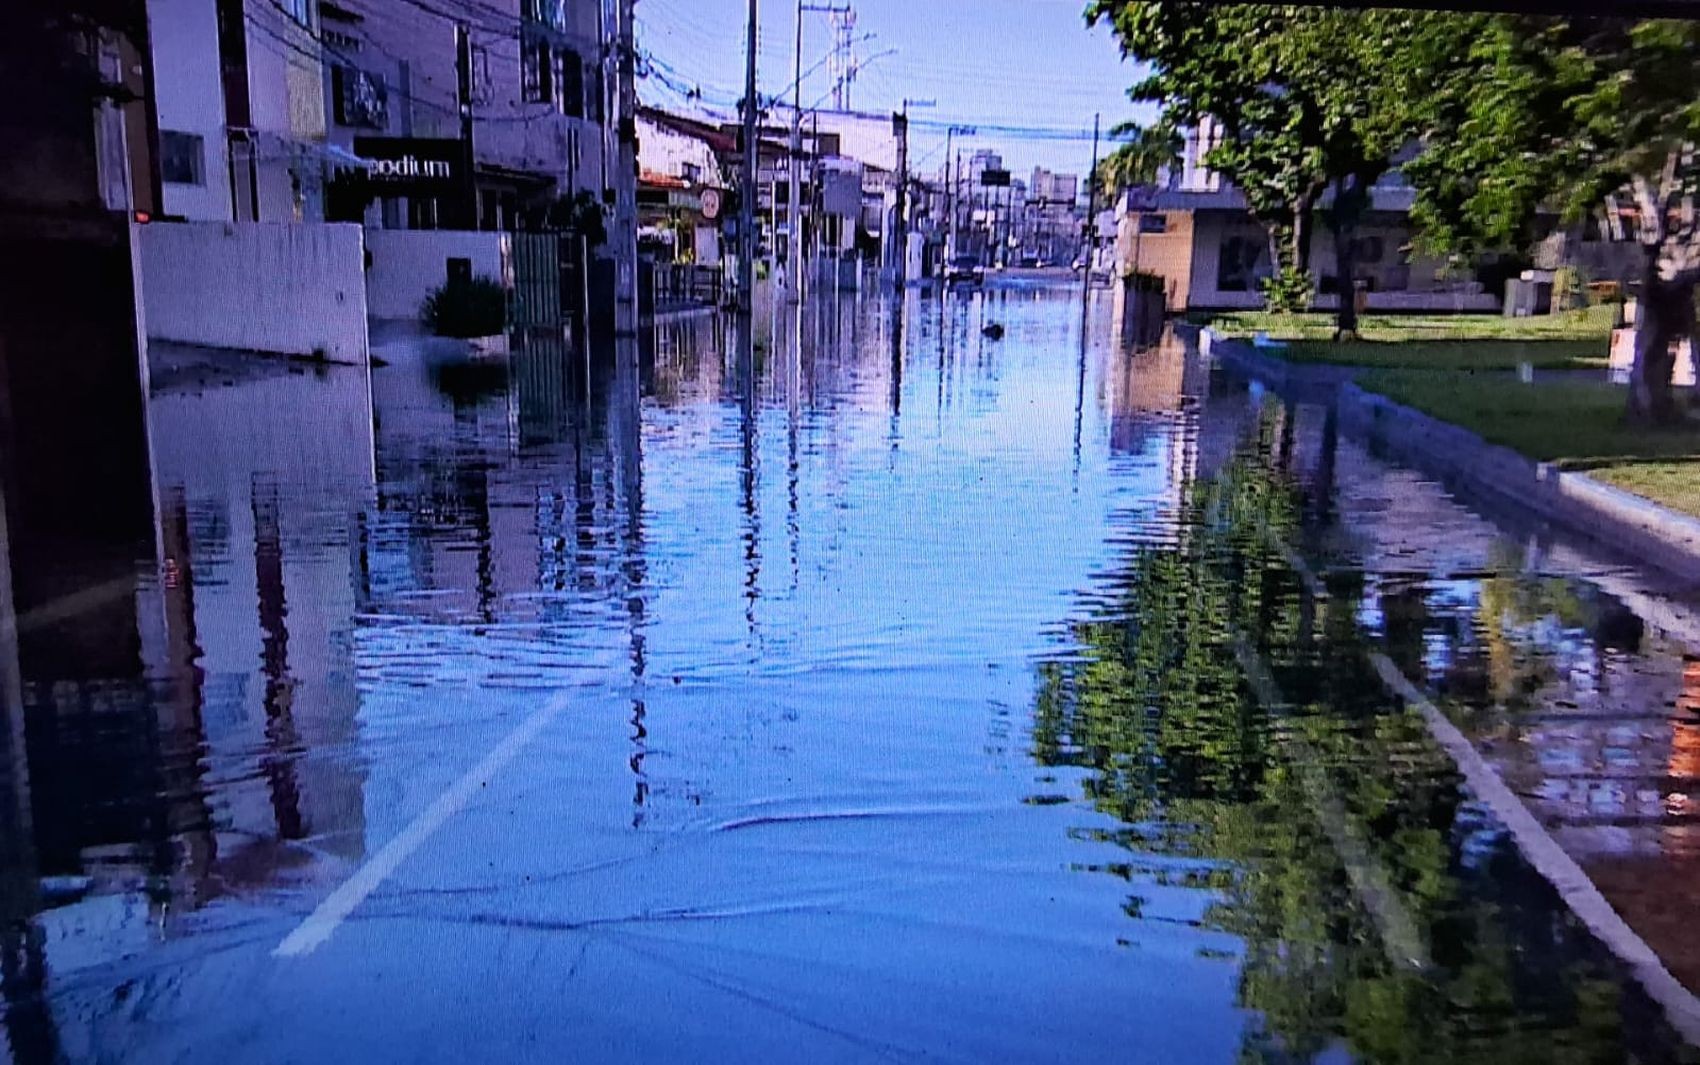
889 293 905 430
784 302 804 590
253 484 304 842
737 318 762 638
157 489 215 880
1074 283 1089 489
609 332 649 825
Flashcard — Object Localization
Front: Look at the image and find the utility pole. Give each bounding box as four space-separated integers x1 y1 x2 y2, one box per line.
1082 111 1101 305
891 98 933 292
944 129 952 259
892 108 908 291
739 0 759 316
789 0 804 303
790 3 849 303
612 0 639 336
454 23 477 229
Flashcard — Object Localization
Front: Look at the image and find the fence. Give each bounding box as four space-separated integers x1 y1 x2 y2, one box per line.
650 263 724 311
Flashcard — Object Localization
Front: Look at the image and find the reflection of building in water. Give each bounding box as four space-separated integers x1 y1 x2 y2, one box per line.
0 341 382 1053
146 348 377 878
366 338 647 628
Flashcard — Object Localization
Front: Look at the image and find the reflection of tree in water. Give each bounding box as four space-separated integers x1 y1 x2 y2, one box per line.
1033 410 1690 1063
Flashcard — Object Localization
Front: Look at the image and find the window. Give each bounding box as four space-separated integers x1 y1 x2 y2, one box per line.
522 36 552 103
1217 235 1264 292
522 0 568 32
333 65 388 129
558 48 584 118
160 131 205 186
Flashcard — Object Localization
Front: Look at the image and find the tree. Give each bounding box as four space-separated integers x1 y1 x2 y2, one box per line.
1085 4 1457 335
1405 17 1700 425
1095 120 1182 201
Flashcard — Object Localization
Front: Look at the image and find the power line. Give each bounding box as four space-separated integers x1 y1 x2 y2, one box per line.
242 7 550 124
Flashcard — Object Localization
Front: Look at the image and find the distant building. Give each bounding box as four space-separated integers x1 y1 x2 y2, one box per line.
1114 117 1650 313
1115 118 1498 313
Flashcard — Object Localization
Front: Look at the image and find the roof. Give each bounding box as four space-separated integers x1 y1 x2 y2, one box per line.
638 106 737 155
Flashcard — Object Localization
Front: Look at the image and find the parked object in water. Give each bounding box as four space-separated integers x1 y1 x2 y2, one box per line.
946 255 986 288
982 323 1005 339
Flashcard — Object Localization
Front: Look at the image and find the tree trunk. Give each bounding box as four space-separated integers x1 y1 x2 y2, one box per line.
1292 203 1312 276
1333 216 1359 340
1627 242 1692 426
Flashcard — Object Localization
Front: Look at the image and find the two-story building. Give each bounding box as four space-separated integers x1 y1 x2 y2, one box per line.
1115 117 1501 313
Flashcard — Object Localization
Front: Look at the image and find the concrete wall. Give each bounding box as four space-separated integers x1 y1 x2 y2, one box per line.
147 0 233 222
1116 209 1196 310
138 221 368 361
365 229 511 320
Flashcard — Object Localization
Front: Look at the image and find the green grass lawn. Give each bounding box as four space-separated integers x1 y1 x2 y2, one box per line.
1204 305 1616 343
1590 463 1700 518
1277 338 1607 371
1356 370 1700 517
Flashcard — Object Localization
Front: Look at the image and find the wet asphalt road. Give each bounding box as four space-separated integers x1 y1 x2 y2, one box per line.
3 286 1700 1062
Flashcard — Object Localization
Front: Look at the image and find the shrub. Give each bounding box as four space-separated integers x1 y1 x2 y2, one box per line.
421 275 508 338
1259 266 1314 313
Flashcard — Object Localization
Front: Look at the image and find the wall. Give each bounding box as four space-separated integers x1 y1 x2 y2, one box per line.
1183 212 1265 311
365 229 511 319
138 221 368 361
148 0 233 221
1116 209 1195 311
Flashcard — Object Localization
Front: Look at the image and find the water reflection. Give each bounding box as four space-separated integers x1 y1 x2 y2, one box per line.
0 290 1698 1061
1036 386 1700 1060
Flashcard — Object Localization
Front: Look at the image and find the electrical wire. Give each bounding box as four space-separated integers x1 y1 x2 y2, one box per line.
243 6 554 124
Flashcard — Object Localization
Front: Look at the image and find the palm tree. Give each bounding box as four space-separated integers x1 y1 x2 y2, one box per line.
1096 121 1183 199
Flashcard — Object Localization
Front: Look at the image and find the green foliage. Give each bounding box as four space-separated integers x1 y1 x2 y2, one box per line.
1096 121 1183 198
527 190 608 247
1406 17 1700 259
1030 416 1659 1061
1258 266 1314 314
1086 3 1453 325
421 275 508 338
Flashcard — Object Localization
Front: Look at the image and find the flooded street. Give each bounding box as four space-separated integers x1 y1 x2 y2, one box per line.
4 285 1700 1062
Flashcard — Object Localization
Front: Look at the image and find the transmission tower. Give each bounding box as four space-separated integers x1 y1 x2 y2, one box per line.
829 6 856 111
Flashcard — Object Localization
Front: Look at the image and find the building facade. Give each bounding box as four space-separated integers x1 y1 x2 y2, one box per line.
144 0 613 229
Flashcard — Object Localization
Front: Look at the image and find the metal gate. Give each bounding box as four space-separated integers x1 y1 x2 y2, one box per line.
510 230 565 329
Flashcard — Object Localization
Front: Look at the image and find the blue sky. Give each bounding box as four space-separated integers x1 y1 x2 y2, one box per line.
635 0 1156 180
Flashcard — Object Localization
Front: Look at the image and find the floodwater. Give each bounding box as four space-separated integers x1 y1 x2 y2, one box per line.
3 285 1700 1062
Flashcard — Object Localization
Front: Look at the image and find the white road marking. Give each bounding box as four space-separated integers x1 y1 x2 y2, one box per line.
1370 652 1700 1046
273 692 573 958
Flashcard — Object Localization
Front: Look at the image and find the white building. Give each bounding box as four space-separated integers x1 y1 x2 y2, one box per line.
147 0 330 222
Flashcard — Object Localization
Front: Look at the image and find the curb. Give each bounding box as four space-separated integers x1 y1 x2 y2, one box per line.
1337 382 1700 585
1371 652 1700 1046
1199 329 1359 392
